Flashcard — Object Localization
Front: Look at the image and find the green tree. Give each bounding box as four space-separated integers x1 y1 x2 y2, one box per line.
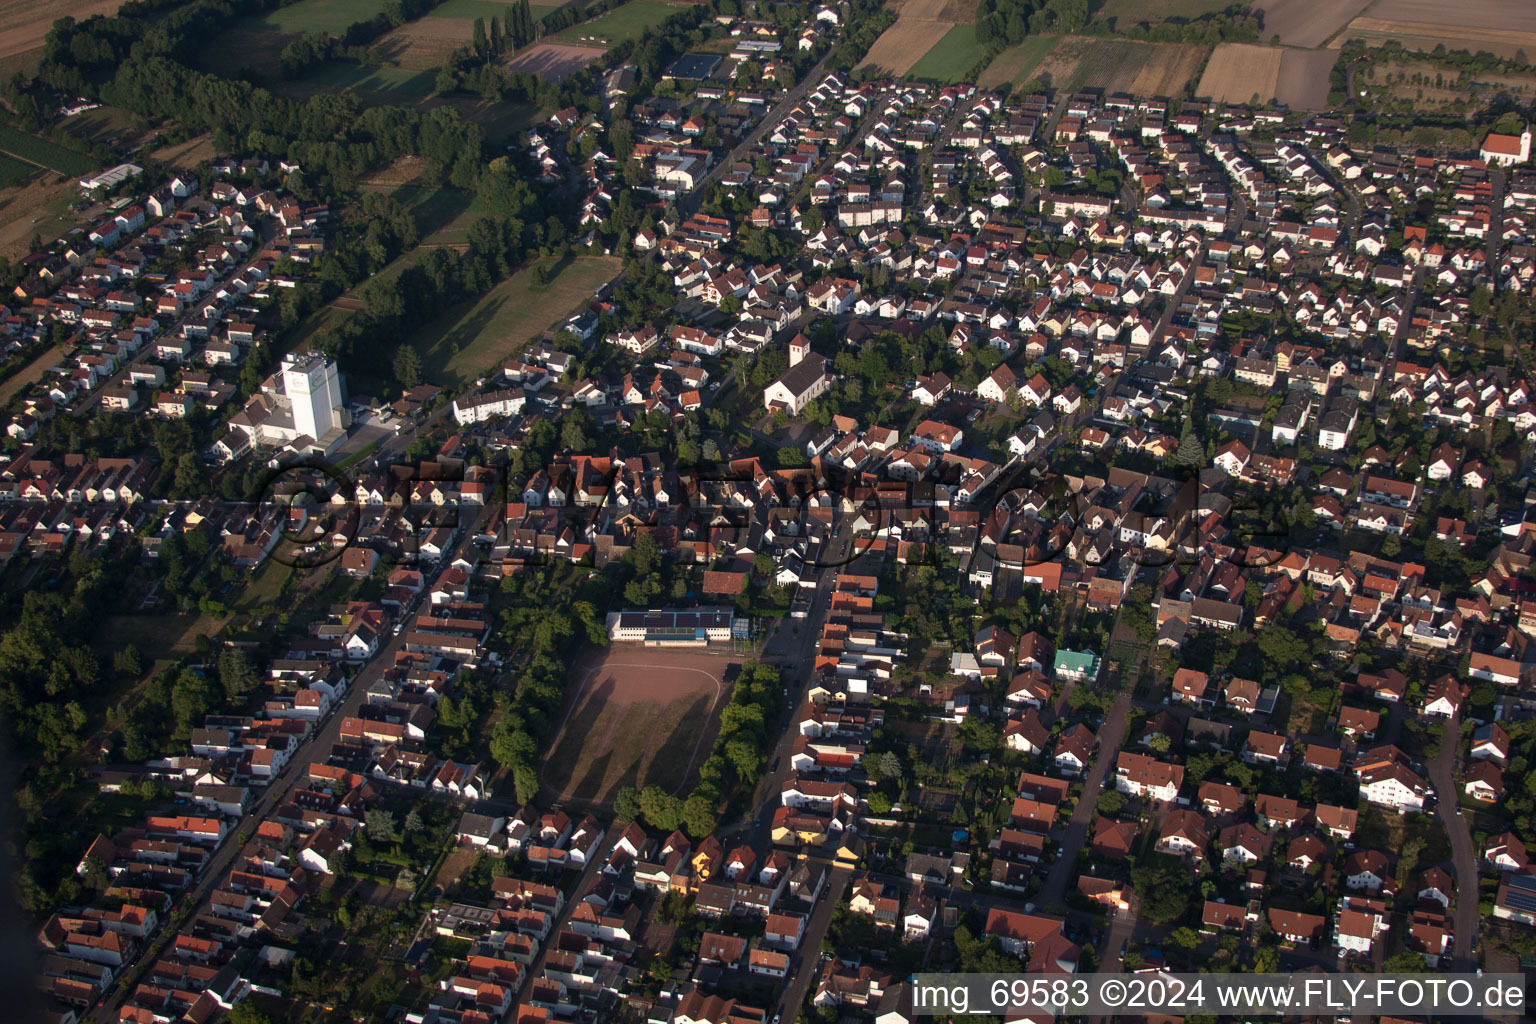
170 669 212 736
367 808 398 843
393 345 422 389
219 647 259 702
614 786 641 821
681 793 717 838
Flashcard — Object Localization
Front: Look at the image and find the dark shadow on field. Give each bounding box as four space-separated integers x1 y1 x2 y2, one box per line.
382 183 475 238
372 36 411 63
541 675 616 798
653 692 714 791
570 748 613 803
424 295 505 367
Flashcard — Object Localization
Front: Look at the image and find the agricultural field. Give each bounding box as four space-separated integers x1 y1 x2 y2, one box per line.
504 41 606 82
1335 19 1536 60
414 254 620 384
554 0 685 48
1274 46 1339 109
858 0 957 76
373 0 575 67
150 134 217 169
0 126 95 176
977 33 1058 89
1019 35 1209 96
1253 0 1370 48
905 24 986 83
1196 41 1282 103
0 0 122 65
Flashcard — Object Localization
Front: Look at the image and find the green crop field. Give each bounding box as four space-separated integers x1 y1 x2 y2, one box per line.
906 23 987 83
249 0 397 34
0 154 34 188
555 0 684 47
415 254 620 383
0 125 94 176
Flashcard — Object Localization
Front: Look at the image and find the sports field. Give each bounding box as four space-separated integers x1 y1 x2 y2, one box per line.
555 0 685 48
541 647 738 807
415 254 621 384
505 41 606 81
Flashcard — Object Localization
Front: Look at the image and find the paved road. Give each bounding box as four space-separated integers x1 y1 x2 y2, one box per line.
1037 686 1133 909
726 528 857 852
1426 712 1478 970
89 497 499 1023
520 831 616 982
773 863 853 1018
676 51 834 222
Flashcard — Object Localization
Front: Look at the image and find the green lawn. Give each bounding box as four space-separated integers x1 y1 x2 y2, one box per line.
250 0 398 34
236 558 293 612
415 254 621 384
906 24 987 83
427 0 527 17
555 0 684 47
406 186 491 245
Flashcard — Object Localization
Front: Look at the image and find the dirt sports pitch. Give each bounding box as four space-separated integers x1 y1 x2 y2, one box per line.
504 41 605 82
540 647 739 808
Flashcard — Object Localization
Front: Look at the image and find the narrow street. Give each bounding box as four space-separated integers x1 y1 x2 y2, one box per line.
521 833 616 981
1037 687 1132 909
772 864 854 1020
1426 711 1479 970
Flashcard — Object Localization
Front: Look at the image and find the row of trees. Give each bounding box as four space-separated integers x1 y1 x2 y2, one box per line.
488 588 610 805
